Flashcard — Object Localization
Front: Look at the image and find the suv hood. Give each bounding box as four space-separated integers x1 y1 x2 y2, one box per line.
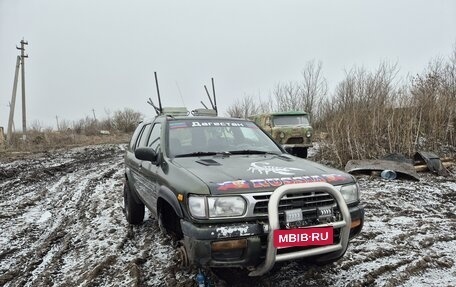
171 155 353 195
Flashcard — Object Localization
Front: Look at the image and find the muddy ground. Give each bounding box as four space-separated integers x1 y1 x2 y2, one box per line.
1 144 455 286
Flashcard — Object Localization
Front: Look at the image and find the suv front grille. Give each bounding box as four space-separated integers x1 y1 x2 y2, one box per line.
252 191 335 215
286 137 304 144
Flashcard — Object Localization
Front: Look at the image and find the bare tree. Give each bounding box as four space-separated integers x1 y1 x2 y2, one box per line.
226 95 264 118
410 50 456 148
300 60 328 121
272 60 327 121
258 94 274 114
317 62 403 165
273 81 302 112
57 119 71 132
112 108 143 133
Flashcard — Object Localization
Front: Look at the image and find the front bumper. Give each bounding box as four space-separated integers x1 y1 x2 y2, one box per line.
181 197 364 272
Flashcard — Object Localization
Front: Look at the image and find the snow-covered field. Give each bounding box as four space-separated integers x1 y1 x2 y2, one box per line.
0 144 455 286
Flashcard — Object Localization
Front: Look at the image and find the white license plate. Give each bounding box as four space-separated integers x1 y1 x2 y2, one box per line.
284 208 303 223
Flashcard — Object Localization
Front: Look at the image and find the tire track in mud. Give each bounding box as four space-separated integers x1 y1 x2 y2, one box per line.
0 144 193 287
0 145 126 286
30 164 124 287
327 176 456 287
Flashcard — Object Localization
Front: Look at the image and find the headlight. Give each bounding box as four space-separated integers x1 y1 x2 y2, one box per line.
279 132 285 139
188 195 246 219
339 184 359 204
188 196 206 218
306 130 312 138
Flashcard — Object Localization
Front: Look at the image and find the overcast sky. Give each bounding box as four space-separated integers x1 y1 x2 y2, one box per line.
1 0 455 130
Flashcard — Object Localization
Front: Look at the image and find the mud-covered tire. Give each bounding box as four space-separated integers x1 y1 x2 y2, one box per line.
123 181 145 225
157 208 166 234
158 202 183 240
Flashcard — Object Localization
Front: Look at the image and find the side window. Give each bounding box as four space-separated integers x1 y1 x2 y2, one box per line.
129 124 144 150
135 124 152 149
147 123 162 152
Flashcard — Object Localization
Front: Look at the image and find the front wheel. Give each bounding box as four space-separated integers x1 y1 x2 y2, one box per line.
157 201 183 240
123 181 145 225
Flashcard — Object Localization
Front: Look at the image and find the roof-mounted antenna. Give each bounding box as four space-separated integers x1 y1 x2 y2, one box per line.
204 85 215 110
200 101 208 109
147 97 160 115
154 72 163 114
211 78 218 115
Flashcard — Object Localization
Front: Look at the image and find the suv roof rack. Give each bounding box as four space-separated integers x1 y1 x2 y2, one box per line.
162 107 189 117
191 108 217 117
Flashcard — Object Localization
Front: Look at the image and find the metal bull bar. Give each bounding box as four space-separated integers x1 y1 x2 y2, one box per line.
249 182 351 276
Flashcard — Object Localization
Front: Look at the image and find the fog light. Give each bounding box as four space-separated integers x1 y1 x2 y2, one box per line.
351 219 361 228
211 239 247 252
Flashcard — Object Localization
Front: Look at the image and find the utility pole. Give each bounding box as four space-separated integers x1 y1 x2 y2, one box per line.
7 102 16 132
17 39 28 140
92 109 97 121
56 115 59 131
7 56 21 144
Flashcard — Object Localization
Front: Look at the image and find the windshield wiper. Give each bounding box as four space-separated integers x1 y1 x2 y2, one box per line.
174 151 231 158
228 150 280 155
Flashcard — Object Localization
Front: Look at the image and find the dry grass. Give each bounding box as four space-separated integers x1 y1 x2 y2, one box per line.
0 131 130 156
0 107 141 155
315 57 456 167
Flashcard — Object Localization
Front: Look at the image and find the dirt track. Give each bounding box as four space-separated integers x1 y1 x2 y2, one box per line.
1 144 455 286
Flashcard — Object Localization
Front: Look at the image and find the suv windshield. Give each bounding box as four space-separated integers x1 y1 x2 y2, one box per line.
273 115 310 126
167 119 282 157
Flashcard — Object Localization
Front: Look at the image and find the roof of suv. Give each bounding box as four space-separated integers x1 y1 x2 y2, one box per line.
144 115 250 123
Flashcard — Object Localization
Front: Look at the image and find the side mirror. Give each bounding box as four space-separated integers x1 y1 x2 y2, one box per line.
135 147 158 163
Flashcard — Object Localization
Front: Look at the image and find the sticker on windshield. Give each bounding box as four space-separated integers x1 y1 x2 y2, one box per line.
248 162 304 176
192 121 245 127
169 122 189 129
170 120 248 129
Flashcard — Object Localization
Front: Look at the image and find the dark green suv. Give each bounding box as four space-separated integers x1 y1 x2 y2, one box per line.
123 110 364 276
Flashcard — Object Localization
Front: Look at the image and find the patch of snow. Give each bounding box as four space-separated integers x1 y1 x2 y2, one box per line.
37 211 52 223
